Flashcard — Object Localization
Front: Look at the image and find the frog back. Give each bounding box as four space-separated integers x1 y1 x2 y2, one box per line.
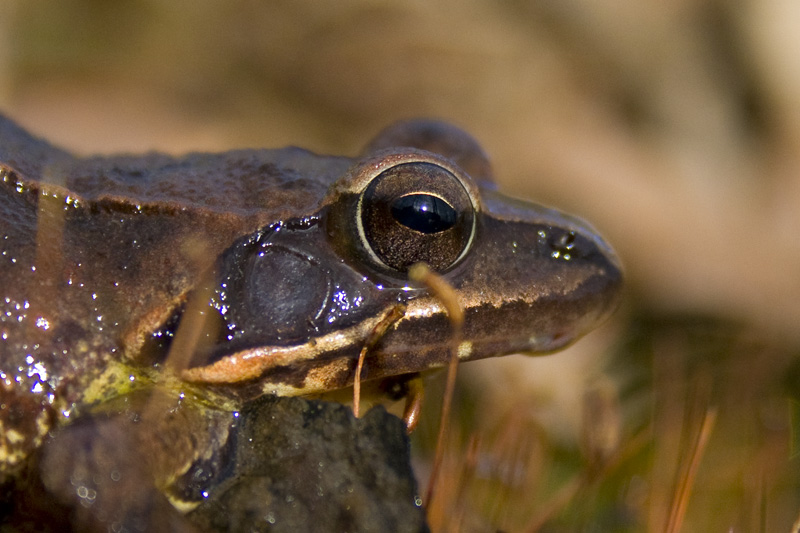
0 114 350 481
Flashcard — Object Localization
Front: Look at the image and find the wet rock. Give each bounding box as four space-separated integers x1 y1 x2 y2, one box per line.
188 396 428 533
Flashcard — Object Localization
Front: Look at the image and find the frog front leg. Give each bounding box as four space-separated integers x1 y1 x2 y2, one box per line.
8 389 235 532
34 414 200 532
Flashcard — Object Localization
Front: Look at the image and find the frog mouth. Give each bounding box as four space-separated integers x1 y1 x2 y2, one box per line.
178 305 403 388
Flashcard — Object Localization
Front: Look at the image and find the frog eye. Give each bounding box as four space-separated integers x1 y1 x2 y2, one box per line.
357 162 476 272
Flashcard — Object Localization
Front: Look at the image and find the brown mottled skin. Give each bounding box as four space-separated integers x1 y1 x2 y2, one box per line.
0 115 622 494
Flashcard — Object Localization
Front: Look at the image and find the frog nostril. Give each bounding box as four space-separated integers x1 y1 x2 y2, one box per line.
549 231 577 260
556 232 575 249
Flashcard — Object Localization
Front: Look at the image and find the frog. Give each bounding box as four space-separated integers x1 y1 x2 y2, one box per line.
0 115 621 527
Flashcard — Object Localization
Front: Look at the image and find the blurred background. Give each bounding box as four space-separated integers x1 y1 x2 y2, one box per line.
2 1 799 531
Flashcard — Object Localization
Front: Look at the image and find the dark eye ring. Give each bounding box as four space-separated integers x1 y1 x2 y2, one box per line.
357 161 476 273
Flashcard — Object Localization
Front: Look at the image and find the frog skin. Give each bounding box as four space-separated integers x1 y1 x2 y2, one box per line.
0 115 622 489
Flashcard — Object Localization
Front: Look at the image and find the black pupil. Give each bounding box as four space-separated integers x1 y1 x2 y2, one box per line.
390 194 457 234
